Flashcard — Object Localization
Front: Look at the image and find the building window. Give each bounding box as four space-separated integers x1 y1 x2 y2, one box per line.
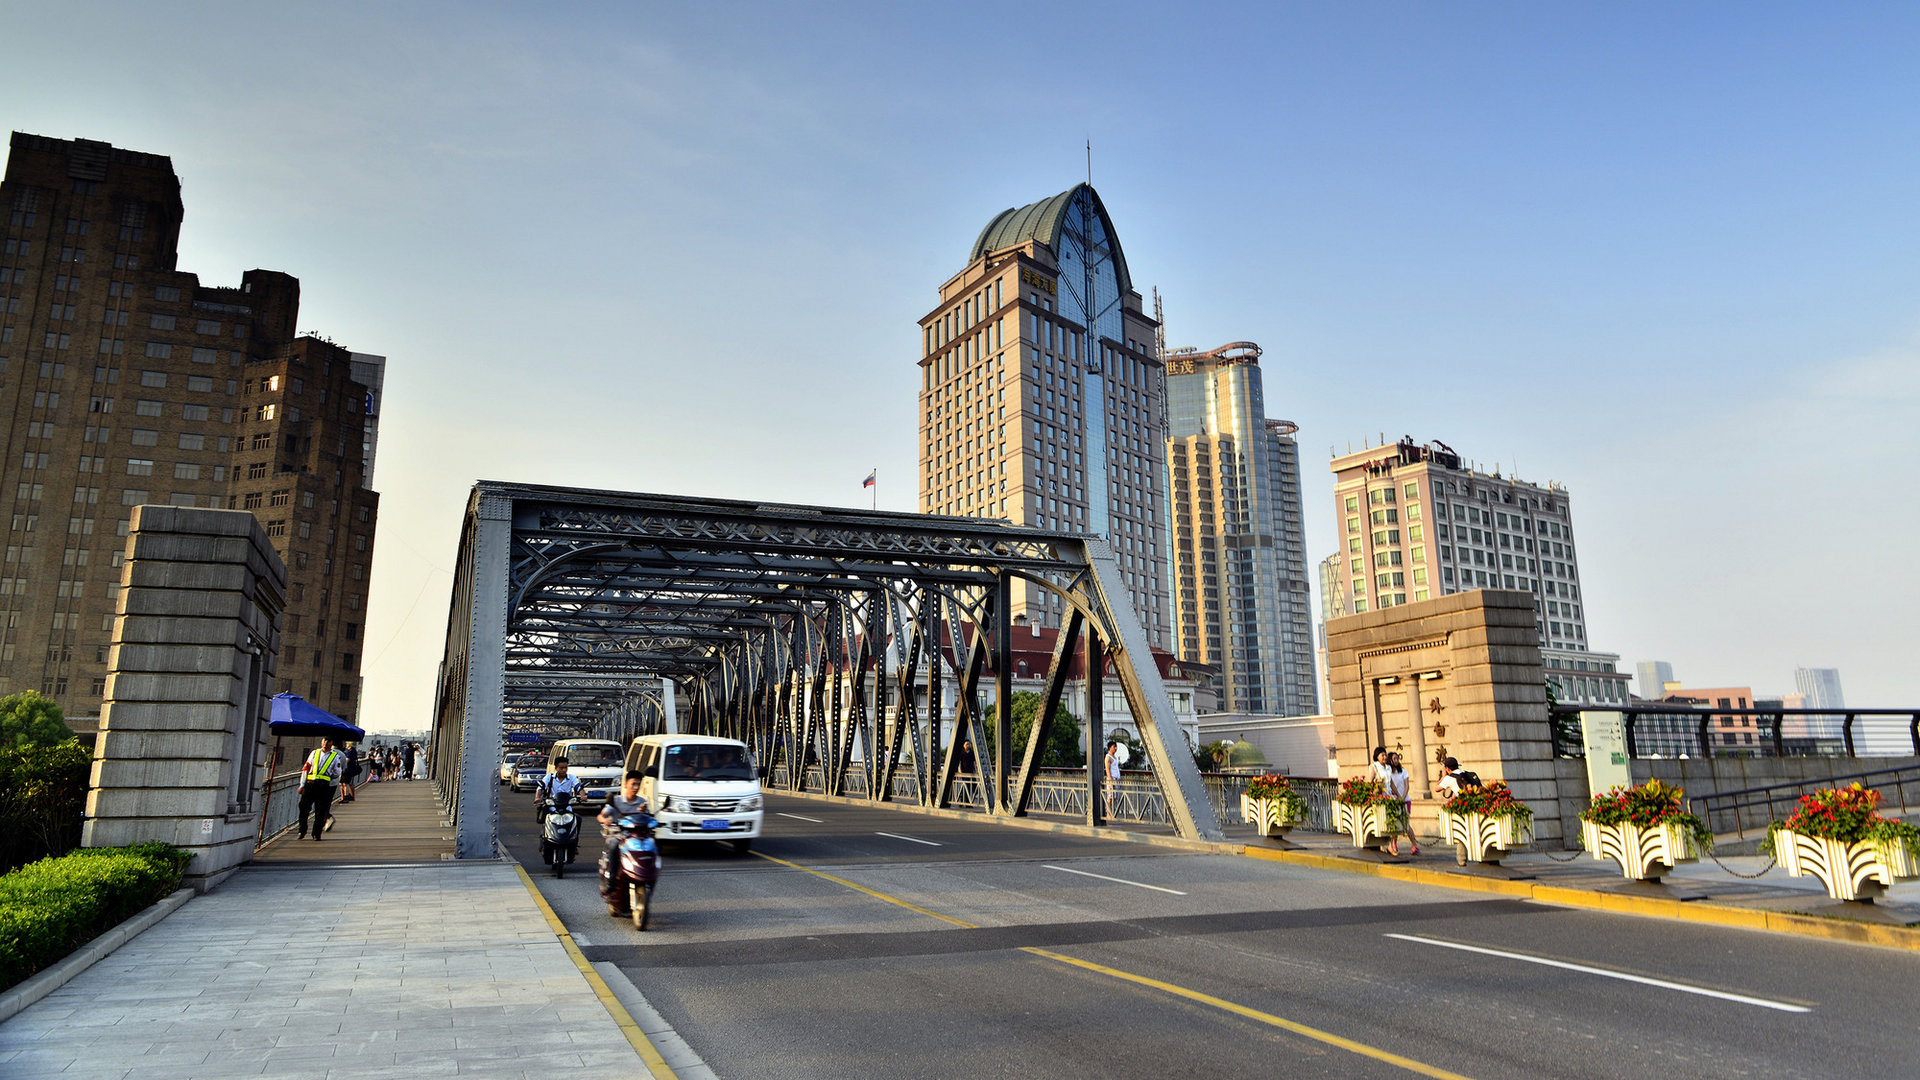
140 370 166 387
130 429 158 447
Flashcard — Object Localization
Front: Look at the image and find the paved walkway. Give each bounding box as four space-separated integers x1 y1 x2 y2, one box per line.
0 861 652 1079
254 774 455 865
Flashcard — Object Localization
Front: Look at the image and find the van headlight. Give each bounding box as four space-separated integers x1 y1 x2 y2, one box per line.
739 795 763 811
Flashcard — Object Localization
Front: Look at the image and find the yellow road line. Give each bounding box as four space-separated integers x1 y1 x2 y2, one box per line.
1021 946 1476 1080
512 863 679 1080
752 850 1475 1079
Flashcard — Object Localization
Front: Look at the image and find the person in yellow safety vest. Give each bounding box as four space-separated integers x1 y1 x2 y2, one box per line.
298 736 345 841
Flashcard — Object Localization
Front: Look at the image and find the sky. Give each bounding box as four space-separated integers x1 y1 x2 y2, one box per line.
4 2 1918 713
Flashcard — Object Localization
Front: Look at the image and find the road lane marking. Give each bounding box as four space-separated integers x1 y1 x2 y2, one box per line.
776 812 824 823
1384 934 1811 1013
1023 947 1475 1080
752 851 976 928
753 849 1475 1079
1044 864 1187 895
876 831 943 846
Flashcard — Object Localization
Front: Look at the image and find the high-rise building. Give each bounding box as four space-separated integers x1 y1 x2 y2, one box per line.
918 184 1168 646
0 132 381 729
1636 660 1675 701
1326 437 1629 703
1794 667 1845 709
1163 341 1315 715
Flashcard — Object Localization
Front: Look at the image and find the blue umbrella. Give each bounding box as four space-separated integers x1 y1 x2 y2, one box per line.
268 692 365 740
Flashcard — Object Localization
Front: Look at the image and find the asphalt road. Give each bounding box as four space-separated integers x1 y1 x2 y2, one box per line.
499 790 1920 1080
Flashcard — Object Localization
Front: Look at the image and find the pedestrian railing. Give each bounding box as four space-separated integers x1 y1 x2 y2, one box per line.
768 764 1337 832
254 771 302 849
1551 705 1920 760
1687 763 1920 839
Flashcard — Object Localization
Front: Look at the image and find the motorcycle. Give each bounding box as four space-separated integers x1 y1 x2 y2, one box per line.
599 811 662 930
538 791 581 878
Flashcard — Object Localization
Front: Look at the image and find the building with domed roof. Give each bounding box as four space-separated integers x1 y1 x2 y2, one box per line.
917 184 1169 647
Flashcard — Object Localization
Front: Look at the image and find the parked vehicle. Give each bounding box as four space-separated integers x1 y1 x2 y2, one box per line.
599 810 662 930
510 751 548 792
624 735 763 854
538 791 581 878
547 739 626 807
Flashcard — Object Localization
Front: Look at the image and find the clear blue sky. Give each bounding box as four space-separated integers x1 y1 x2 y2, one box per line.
6 2 1917 715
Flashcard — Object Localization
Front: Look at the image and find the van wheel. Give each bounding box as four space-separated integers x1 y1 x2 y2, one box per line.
733 839 752 856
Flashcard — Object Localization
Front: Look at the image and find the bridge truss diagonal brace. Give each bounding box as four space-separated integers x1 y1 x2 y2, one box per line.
1075 538 1225 842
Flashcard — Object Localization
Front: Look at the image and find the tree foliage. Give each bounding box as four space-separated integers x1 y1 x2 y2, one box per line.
0 692 72 750
991 691 1085 769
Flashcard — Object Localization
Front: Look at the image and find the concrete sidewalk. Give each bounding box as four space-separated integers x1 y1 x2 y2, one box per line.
0 861 655 1079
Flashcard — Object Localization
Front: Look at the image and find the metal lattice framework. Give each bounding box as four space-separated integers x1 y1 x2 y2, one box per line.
430 482 1224 857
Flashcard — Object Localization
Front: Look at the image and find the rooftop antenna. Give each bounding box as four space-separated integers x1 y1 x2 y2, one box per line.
1086 139 1092 186
1153 287 1166 358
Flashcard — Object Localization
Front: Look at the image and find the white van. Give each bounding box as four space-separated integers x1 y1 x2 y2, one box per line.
624 734 763 854
546 739 626 807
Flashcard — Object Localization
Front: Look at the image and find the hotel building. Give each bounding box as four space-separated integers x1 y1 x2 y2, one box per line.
0 132 381 729
917 184 1169 647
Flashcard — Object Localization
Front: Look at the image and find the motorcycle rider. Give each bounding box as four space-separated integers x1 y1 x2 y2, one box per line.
534 755 583 820
597 769 651 862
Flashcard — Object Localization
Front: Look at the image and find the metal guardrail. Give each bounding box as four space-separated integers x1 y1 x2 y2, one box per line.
1551 706 1920 760
1687 763 1920 839
770 765 1337 832
255 772 302 848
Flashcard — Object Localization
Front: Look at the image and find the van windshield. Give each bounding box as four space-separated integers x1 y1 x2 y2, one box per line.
560 744 623 768
661 744 754 781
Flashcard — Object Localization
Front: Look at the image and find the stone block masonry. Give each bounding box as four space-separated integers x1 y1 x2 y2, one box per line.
82 505 285 891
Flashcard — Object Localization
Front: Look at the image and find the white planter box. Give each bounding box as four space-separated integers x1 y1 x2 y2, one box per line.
1438 809 1533 864
1241 793 1304 839
1581 818 1699 881
1334 801 1394 849
1773 829 1920 902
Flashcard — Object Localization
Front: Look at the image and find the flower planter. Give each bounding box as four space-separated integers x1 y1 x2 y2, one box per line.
1773 829 1920 902
1438 810 1532 864
1334 801 1395 849
1241 793 1305 839
1581 818 1699 881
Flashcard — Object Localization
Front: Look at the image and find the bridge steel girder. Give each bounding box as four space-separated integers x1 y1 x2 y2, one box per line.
431 481 1224 857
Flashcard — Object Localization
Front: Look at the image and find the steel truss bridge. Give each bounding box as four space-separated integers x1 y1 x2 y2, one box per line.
430 482 1224 857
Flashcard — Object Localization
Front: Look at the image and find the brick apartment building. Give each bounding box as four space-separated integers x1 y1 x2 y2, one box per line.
0 132 381 731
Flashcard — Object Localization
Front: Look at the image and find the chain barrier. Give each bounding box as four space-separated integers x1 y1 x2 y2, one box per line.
1704 848 1777 879
1540 846 1585 863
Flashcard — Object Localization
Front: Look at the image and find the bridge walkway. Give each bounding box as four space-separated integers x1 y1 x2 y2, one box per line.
251 771 455 865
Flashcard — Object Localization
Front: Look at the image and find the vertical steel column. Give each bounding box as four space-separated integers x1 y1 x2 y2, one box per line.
455 493 511 859
993 573 1012 813
1085 625 1103 828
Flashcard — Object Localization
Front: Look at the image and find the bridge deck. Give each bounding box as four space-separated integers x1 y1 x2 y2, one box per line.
251 773 454 864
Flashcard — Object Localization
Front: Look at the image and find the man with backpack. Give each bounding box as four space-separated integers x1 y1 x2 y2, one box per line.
1436 756 1481 796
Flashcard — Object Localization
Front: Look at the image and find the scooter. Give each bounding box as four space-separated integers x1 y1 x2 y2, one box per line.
538 791 581 878
599 811 662 930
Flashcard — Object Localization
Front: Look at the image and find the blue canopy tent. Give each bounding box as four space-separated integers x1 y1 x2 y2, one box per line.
258 694 365 846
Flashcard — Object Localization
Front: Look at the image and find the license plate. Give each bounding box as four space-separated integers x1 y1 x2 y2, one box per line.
700 818 730 831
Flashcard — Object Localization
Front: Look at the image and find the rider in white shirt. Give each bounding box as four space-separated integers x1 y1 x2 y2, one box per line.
535 756 584 817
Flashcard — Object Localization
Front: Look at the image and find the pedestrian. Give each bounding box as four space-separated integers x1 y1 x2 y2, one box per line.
1384 751 1419 856
1436 756 1482 798
339 741 361 803
1102 738 1127 819
413 745 428 780
297 736 345 841
402 742 416 780
1370 745 1393 785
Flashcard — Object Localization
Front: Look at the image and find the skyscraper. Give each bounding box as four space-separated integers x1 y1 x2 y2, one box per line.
1637 660 1675 700
1327 437 1628 704
918 184 1169 646
0 132 381 728
1794 667 1844 709
1163 341 1315 715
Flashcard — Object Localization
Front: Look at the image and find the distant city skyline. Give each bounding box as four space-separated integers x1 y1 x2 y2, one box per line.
4 5 1914 721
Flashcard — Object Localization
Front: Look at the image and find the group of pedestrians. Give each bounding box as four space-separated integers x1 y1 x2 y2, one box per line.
357 743 425 783
1369 746 1486 859
292 738 430 842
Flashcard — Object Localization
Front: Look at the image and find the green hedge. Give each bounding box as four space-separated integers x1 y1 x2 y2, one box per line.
0 842 191 992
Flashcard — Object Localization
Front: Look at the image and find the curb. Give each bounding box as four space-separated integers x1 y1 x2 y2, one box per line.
772 789 1920 952
509 862 680 1080
0 887 194 1023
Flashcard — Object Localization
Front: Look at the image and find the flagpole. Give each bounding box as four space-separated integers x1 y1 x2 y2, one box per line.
871 467 877 512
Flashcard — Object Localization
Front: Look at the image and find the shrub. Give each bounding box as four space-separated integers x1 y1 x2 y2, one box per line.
0 740 91 873
1762 784 1920 860
0 691 73 749
1580 779 1712 850
0 843 190 991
